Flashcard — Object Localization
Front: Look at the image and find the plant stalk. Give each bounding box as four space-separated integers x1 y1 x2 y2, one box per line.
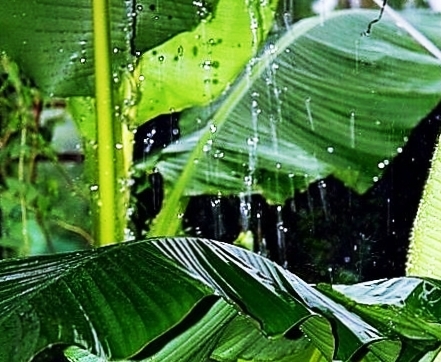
407 134 441 279
92 0 118 245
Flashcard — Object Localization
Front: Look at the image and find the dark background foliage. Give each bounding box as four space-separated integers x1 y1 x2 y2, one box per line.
132 101 441 283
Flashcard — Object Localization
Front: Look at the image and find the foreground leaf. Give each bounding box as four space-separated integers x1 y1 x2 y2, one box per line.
145 9 441 205
319 277 441 361
0 238 438 361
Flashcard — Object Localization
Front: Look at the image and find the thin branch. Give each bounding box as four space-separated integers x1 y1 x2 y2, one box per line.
369 0 441 62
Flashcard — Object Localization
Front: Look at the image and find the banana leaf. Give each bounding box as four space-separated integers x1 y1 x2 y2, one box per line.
143 9 441 205
0 0 221 97
0 237 440 361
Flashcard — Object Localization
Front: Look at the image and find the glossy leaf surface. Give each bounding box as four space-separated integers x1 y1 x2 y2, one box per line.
0 238 439 361
145 10 441 204
0 0 220 97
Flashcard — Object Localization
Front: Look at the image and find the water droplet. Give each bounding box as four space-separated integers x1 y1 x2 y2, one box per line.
327 146 334 153
243 175 253 187
90 184 99 192
378 162 385 169
113 73 120 83
136 4 143 11
193 0 213 21
214 150 224 159
113 47 120 54
115 143 123 150
177 45 184 57
158 55 165 62
397 147 403 153
201 60 219 70
318 180 329 220
267 43 277 54
80 57 86 64
209 124 217 133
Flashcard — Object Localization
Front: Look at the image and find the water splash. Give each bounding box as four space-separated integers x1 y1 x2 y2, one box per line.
354 39 360 74
282 0 294 29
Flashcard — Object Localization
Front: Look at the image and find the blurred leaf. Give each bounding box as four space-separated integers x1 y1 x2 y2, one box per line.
1 237 436 361
145 9 441 204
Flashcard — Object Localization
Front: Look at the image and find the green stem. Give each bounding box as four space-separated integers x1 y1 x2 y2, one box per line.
92 0 117 245
407 134 441 279
148 19 317 236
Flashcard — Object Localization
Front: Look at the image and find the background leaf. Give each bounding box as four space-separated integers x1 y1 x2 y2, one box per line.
0 0 220 97
134 0 278 122
144 9 441 204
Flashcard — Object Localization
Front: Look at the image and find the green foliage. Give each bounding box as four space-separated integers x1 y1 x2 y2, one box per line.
0 237 440 361
0 56 91 256
0 0 223 98
1 1 441 361
143 9 441 205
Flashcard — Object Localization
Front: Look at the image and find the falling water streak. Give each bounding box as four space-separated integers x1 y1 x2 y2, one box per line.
246 0 262 53
349 111 356 148
276 205 288 268
211 195 225 240
314 0 338 26
305 97 315 131
288 173 296 212
283 0 294 29
318 180 329 220
354 40 360 74
319 0 325 26
270 116 279 154
386 197 391 236
239 192 251 232
263 43 283 154
256 207 268 256
249 88 260 175
272 65 284 125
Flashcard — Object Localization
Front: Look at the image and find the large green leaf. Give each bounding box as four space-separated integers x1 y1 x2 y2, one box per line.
133 0 277 122
0 237 438 361
0 0 220 97
143 9 441 205
319 277 441 361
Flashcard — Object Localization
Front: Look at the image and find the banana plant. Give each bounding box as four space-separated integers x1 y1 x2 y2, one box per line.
2 0 441 361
